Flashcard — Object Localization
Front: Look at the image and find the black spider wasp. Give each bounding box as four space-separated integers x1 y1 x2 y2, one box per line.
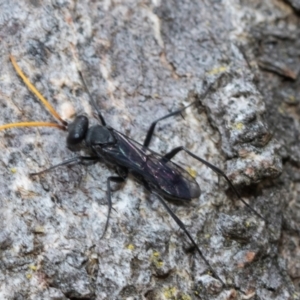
0 55 265 287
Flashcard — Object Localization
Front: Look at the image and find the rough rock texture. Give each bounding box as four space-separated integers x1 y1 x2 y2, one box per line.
237 1 300 299
0 0 298 299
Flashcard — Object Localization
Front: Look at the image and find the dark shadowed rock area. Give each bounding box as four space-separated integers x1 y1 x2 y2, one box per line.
0 0 298 299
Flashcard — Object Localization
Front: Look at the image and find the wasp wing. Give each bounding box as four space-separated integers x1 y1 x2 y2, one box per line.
92 129 200 200
144 152 201 200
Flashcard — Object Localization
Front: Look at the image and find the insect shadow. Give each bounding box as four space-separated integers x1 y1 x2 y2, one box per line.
1 55 266 287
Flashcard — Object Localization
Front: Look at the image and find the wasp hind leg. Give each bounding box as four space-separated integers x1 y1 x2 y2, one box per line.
163 146 266 221
144 184 225 287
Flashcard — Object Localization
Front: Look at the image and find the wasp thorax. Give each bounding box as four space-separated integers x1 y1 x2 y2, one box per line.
86 125 115 146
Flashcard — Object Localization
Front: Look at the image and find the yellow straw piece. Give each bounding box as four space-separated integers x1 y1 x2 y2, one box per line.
9 55 67 126
0 122 66 131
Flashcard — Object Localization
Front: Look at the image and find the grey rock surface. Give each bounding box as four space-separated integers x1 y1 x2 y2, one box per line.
0 0 297 299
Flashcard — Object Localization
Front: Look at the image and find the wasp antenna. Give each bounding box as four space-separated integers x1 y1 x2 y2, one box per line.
9 55 68 127
78 70 106 126
0 121 66 131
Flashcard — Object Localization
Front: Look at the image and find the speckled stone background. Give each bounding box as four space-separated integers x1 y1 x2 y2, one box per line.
0 0 299 299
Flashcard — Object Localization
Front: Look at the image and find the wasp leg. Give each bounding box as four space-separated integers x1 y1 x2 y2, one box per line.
145 187 225 287
143 108 188 148
102 174 128 239
163 146 266 222
143 85 213 148
30 156 100 176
